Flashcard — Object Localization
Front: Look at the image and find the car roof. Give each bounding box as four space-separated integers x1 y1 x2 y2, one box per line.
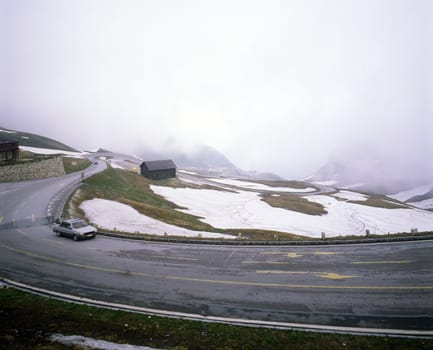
63 219 85 224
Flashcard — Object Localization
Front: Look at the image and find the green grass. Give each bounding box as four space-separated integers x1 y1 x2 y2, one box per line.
65 168 310 240
1 287 432 350
348 195 408 209
66 167 221 233
62 157 92 174
67 168 318 240
261 193 327 216
238 179 318 190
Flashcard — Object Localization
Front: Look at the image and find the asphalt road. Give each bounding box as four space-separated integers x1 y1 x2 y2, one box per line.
0 160 432 335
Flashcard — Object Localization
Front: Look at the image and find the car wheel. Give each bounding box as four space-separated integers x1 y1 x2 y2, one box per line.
73 235 78 241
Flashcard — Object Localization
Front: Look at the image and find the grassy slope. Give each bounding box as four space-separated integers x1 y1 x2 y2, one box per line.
348 195 408 209
237 179 317 190
65 167 305 240
261 193 327 216
0 127 78 152
1 288 431 350
69 167 221 233
68 168 428 240
62 157 92 174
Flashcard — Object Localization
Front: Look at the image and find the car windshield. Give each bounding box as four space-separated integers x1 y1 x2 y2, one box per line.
71 221 87 229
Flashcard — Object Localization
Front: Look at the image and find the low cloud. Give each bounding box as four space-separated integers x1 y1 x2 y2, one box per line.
2 0 432 180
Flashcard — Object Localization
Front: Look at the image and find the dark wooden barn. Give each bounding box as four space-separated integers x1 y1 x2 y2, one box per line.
140 160 176 180
0 137 19 163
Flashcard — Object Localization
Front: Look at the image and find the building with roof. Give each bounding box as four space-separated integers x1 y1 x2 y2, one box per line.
0 137 19 163
140 160 176 180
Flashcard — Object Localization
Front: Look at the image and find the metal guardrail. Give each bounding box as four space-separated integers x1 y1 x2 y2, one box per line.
2 277 433 338
96 230 433 246
46 181 83 223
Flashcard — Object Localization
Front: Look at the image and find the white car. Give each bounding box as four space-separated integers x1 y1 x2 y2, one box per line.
53 219 97 241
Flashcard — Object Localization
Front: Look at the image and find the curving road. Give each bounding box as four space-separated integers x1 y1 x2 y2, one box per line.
1 162 433 336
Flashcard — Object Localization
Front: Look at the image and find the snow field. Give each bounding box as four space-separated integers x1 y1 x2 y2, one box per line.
80 198 235 239
150 185 433 238
178 169 198 175
390 185 432 202
331 190 368 201
312 180 337 186
209 178 316 193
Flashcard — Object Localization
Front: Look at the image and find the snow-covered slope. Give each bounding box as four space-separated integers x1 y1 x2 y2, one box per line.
209 178 316 193
80 198 235 239
151 182 433 238
390 186 433 211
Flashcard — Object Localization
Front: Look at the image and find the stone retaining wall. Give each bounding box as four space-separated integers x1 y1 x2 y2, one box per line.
0 156 65 182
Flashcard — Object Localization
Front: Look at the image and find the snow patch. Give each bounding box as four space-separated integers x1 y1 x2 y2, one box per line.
332 190 368 202
150 185 433 238
110 162 125 170
0 129 17 133
313 180 337 186
80 198 235 239
49 334 161 350
178 169 198 175
210 178 315 193
20 146 83 157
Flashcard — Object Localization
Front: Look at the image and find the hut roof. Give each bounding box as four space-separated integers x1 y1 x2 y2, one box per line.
140 160 176 171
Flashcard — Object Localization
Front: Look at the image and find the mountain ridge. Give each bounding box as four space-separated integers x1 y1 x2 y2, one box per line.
0 126 79 152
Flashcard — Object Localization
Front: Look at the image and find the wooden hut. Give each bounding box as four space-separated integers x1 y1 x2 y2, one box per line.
140 160 176 180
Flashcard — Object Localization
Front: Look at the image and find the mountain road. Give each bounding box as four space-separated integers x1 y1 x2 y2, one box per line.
0 160 432 336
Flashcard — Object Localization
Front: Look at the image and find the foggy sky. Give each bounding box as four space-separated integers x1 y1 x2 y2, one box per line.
1 0 432 179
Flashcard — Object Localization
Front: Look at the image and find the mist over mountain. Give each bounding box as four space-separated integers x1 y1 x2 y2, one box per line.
309 144 433 195
138 144 282 180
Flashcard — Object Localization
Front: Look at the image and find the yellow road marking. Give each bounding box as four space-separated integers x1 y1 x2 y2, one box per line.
152 255 198 261
257 270 318 274
352 260 412 265
0 241 431 291
286 253 303 258
256 270 358 280
317 273 358 280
